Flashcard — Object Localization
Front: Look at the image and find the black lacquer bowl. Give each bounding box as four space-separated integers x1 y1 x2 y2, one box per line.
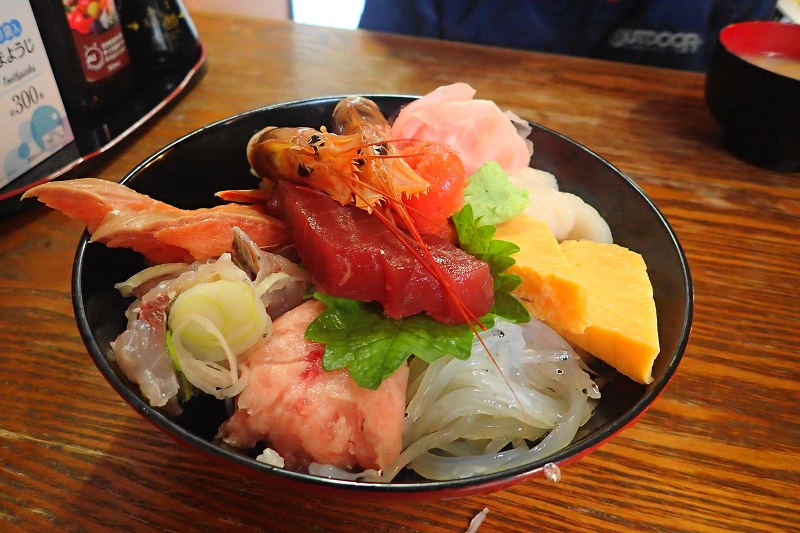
72 96 693 501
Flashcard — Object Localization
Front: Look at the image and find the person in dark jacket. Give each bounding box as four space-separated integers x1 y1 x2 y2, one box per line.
359 0 778 71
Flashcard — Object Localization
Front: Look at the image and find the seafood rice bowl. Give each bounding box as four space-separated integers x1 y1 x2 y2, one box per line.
51 87 691 500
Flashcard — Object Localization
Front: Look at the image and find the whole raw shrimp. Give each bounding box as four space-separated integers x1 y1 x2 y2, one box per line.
245 96 485 330
246 98 429 211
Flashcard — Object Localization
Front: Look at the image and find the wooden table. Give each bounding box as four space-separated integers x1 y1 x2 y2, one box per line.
2 13 798 533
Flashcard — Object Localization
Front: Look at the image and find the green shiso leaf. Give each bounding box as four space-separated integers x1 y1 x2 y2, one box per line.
305 293 478 390
452 204 530 324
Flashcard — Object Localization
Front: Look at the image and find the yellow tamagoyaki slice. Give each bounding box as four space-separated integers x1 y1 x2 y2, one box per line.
547 239 660 385
494 214 590 334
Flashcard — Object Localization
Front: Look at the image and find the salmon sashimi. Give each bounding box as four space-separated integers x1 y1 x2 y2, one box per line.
274 182 494 325
399 142 466 241
219 300 408 472
23 178 287 264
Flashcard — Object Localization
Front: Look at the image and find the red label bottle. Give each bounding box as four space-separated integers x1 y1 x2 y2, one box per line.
62 0 131 82
29 0 134 113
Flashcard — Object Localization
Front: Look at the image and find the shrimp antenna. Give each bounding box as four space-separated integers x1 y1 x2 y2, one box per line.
351 139 432 161
343 178 529 427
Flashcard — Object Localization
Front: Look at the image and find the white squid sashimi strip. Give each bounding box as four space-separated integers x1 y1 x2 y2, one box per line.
405 388 561 445
407 398 586 480
517 315 580 352
396 319 598 481
409 446 530 480
496 392 595 473
483 437 517 455
444 353 576 404
404 356 465 423
377 417 479 482
410 377 568 436
435 418 548 447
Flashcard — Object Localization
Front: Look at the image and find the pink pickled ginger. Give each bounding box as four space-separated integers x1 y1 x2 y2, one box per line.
391 83 532 175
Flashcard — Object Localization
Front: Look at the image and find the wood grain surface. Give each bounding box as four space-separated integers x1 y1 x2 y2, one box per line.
1 13 799 533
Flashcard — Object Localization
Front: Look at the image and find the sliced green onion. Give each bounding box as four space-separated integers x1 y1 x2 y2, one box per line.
166 330 193 403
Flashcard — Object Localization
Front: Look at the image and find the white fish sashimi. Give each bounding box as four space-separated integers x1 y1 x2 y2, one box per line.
111 255 248 407
508 167 613 243
508 166 559 191
561 192 613 243
112 298 179 408
111 244 306 408
252 252 309 319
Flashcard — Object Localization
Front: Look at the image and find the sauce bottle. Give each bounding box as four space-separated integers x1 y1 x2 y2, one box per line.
29 0 134 113
118 0 199 72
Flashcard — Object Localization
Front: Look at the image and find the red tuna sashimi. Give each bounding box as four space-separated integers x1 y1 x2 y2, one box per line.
23 178 287 264
277 183 494 324
219 300 408 472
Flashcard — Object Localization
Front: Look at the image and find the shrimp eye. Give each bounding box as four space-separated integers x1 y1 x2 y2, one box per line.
375 144 388 156
297 163 314 177
307 134 326 155
354 158 365 167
